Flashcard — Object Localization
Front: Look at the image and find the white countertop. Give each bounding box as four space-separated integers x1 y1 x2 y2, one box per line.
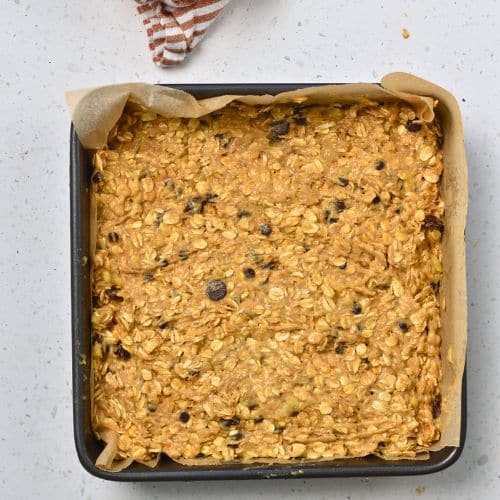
1 0 499 498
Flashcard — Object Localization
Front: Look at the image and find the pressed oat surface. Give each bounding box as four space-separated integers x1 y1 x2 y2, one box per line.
91 100 444 465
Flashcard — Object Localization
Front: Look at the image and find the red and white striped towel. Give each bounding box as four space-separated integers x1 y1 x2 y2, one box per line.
136 0 231 67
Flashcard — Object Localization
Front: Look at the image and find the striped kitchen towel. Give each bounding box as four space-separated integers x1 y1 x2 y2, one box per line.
136 0 232 67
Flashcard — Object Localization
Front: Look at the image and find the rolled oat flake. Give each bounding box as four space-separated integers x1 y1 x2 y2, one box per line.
206 279 227 301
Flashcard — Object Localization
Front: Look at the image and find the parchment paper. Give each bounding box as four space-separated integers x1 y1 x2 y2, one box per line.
66 72 467 470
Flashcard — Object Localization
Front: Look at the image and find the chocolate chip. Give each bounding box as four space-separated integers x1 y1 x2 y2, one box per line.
293 116 308 125
248 249 264 265
324 209 338 224
115 340 131 360
375 160 385 170
398 321 409 332
215 133 232 148
92 171 104 183
290 411 299 417
193 192 218 214
260 224 272 236
144 273 154 281
179 411 190 423
262 260 277 270
221 417 240 427
335 342 347 355
254 417 264 424
334 200 346 213
274 425 285 434
432 394 442 419
164 178 175 190
204 192 218 203
147 403 157 412
372 195 381 204
352 303 362 315
179 249 188 261
243 268 256 279
107 232 120 243
237 209 251 218
406 119 422 132
154 211 164 227
184 197 203 214
338 177 349 187
105 287 124 302
268 119 290 140
422 214 444 233
206 279 227 301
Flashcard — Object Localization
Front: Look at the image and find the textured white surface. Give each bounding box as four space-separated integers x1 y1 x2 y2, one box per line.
0 0 499 498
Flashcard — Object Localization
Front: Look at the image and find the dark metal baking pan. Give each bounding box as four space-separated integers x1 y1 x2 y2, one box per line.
71 83 466 481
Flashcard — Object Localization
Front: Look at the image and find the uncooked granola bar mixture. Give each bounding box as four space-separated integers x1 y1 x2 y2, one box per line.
91 100 444 464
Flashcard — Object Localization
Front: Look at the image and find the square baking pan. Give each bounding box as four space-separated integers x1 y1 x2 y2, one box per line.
71 83 466 481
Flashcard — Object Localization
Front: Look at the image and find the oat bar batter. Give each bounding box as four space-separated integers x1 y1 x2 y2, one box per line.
91 100 444 464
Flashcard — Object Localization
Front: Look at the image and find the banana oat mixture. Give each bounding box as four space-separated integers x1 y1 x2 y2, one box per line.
91 99 444 465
